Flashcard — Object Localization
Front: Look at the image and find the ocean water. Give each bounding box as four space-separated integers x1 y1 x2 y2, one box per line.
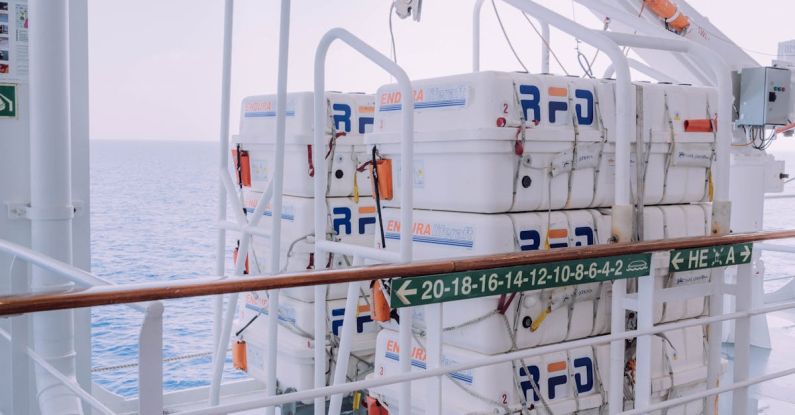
89 139 795 398
90 140 244 397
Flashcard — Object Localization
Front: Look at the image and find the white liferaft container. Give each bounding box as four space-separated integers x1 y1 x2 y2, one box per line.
369 328 606 415
238 292 378 396
598 325 709 415
377 204 711 354
234 91 375 197
242 189 377 301
366 72 717 213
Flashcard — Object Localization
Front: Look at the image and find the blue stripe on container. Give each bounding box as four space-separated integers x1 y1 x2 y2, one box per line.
379 99 466 112
243 207 295 221
244 111 296 118
384 232 473 248
384 352 473 384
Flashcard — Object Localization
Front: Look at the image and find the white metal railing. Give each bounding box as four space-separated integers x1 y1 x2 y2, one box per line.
5 234 795 415
312 27 417 415
0 238 164 415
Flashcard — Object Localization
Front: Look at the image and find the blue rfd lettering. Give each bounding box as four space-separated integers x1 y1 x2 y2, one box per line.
332 103 352 132
517 85 594 126
519 226 595 251
519 85 541 123
519 365 542 402
332 207 352 235
359 117 374 134
573 357 594 394
575 90 594 125
331 308 373 336
332 207 375 236
359 216 376 234
573 226 594 247
548 100 568 124
518 358 595 402
519 230 541 251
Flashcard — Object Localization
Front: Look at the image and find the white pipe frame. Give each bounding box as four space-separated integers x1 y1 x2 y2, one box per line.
28 1 83 413
209 1 291 409
213 0 235 359
313 27 415 415
174 292 795 415
472 0 550 73
491 2 635 413
0 238 164 414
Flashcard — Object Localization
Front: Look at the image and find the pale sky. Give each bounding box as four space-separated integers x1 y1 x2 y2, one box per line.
88 0 793 141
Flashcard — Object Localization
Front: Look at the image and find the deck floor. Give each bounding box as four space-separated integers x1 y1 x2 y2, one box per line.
719 311 795 414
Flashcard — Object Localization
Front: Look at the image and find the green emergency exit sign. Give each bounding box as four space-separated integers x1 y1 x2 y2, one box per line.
0 84 17 118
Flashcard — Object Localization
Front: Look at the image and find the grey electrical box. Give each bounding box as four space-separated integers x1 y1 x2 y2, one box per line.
738 66 792 126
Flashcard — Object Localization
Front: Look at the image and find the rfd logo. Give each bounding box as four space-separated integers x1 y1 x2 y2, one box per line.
332 103 374 134
332 206 377 236
518 357 595 402
331 305 374 336
519 226 595 251
518 85 594 126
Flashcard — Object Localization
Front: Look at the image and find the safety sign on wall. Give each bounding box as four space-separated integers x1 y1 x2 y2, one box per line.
0 83 16 118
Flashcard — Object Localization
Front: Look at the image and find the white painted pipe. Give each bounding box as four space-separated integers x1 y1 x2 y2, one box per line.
176 294 795 415
472 0 550 73
213 0 235 355
328 276 364 414
264 2 291 414
603 58 680 83
28 1 83 413
314 27 415 415
600 31 734 234
493 5 634 410
209 176 275 405
138 301 164 414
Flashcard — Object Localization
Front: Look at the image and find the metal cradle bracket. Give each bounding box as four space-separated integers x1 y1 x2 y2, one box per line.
6 200 85 220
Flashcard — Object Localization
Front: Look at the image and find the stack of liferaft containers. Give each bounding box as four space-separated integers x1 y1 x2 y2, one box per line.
230 92 382 394
365 71 718 414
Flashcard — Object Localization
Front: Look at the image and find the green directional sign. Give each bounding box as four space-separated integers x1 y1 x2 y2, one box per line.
390 253 652 308
669 242 753 272
0 84 17 118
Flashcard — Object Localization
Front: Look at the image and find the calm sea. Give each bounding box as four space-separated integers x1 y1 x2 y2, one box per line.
90 140 244 397
90 139 795 397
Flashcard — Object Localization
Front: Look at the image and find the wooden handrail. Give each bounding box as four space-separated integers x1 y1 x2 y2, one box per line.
2 230 794 316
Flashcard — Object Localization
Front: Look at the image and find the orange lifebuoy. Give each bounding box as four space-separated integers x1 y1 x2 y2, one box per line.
644 0 690 33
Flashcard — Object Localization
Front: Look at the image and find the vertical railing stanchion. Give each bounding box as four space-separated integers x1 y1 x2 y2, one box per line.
328 256 365 415
610 279 627 415
425 303 443 415
139 301 164 415
707 268 724 415
314 27 415 415
213 0 235 354
9 258 30 415
634 252 662 410
732 261 754 415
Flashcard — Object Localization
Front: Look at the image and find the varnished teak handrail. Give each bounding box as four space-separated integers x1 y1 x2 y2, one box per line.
2 230 794 316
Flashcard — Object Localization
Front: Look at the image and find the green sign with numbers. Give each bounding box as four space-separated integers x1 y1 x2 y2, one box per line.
0 84 17 118
390 253 652 308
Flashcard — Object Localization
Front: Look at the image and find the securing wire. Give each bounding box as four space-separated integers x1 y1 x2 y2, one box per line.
491 0 529 73
519 12 571 76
